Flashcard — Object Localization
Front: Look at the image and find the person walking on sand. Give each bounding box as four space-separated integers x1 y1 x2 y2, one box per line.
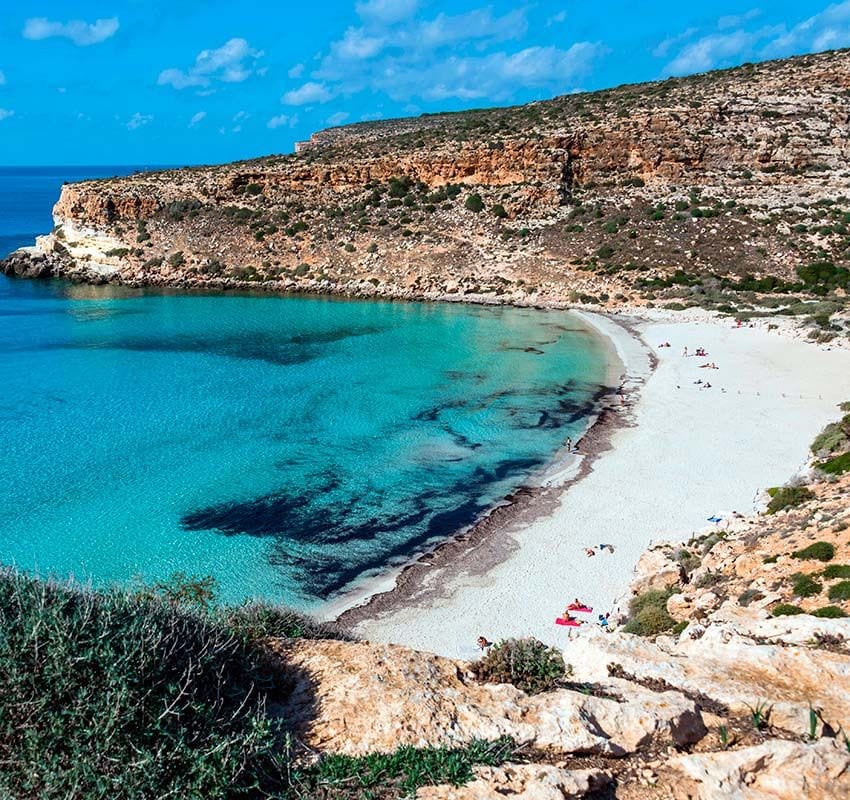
683 346 689 357
565 437 572 452
477 636 492 651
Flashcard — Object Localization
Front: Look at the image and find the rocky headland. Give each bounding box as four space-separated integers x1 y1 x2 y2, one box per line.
3 48 850 344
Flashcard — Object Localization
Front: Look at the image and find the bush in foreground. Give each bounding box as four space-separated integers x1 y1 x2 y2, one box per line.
0 569 512 799
472 638 568 695
621 589 676 636
0 569 287 798
289 738 515 799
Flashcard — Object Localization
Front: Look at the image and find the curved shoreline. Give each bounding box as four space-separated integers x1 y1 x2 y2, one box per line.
326 311 651 628
345 309 850 658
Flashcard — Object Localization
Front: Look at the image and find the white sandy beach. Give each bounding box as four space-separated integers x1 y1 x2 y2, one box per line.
348 310 850 660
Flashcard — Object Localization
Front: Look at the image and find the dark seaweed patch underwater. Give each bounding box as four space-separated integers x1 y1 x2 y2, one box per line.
0 274 612 607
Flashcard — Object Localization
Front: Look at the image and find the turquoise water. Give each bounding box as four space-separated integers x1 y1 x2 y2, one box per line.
0 168 614 609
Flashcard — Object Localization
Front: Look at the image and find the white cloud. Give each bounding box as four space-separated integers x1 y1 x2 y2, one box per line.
659 3 850 77
126 112 152 130
664 30 757 75
547 11 567 26
268 113 297 129
158 38 264 90
653 28 698 58
332 27 385 60
283 81 333 105
285 4 602 108
326 111 350 126
355 0 419 24
23 17 118 46
0 109 14 121
764 0 850 55
189 111 207 127
718 9 761 30
417 8 527 50
412 43 604 102
288 63 305 78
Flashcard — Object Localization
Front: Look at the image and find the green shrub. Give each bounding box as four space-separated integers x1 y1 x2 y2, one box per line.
791 573 823 598
105 247 130 258
621 589 675 636
822 564 850 580
812 606 848 618
767 486 815 514
464 193 484 213
811 414 850 455
792 542 835 562
472 638 567 695
772 603 804 616
221 602 346 642
818 453 850 475
0 569 288 798
827 581 850 601
291 737 515 798
491 203 508 219
135 571 218 609
168 251 185 268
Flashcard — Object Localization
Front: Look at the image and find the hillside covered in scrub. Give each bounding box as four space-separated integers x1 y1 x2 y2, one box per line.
3 405 850 799
3 48 850 342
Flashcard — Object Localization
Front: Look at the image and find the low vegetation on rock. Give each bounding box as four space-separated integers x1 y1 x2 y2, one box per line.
472 637 568 695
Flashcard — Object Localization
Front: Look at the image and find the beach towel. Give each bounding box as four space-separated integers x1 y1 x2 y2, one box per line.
555 617 581 627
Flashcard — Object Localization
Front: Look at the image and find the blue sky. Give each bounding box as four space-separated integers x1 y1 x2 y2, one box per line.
1 1 849 165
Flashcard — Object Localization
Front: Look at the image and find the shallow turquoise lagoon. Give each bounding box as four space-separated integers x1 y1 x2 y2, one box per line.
0 276 613 607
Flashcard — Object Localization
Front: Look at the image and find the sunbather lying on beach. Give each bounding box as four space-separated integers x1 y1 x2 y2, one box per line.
585 548 596 557
477 636 492 650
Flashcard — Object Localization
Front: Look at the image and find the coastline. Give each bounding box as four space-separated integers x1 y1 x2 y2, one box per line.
321 309 640 625
339 308 850 659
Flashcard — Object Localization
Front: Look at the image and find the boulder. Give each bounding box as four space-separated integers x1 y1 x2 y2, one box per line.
272 639 705 757
565 627 850 734
416 765 612 800
631 547 684 594
664 739 850 799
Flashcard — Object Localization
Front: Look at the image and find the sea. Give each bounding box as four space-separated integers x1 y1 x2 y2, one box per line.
0 166 614 608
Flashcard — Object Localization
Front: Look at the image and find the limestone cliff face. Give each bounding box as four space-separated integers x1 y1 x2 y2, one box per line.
7 49 850 311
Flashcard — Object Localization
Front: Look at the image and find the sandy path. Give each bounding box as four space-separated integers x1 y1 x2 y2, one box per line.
351 311 850 659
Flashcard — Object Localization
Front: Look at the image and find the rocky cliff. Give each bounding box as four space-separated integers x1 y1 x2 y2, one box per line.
3 49 850 337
